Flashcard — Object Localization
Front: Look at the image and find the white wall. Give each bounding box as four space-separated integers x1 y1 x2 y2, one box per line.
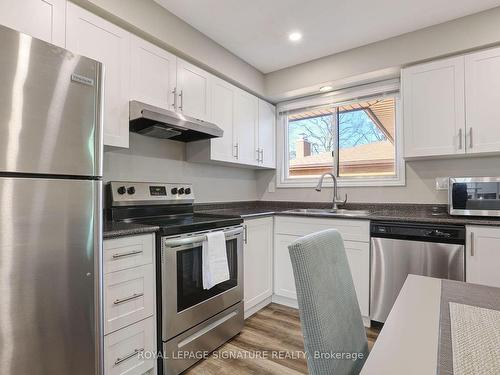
71 0 265 97
256 156 500 204
104 133 258 203
265 6 500 101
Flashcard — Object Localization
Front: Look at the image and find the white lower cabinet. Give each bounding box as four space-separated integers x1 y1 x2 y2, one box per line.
103 234 156 375
104 264 155 334
466 226 500 288
273 216 370 318
243 217 274 317
104 316 156 375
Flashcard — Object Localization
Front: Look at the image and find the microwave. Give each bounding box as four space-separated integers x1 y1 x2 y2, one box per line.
449 177 500 217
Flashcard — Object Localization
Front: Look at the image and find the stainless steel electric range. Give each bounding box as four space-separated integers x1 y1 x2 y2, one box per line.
106 181 244 375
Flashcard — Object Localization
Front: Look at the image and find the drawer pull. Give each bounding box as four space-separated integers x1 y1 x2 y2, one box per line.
113 293 144 305
114 348 144 366
112 250 143 259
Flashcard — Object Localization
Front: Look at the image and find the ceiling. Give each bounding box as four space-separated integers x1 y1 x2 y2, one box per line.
154 0 500 73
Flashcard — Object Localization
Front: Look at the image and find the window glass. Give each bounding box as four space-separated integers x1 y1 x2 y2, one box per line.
288 107 335 177
285 96 398 181
338 98 396 177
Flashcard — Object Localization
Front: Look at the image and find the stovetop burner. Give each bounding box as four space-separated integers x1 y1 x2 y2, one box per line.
124 213 242 236
106 181 243 236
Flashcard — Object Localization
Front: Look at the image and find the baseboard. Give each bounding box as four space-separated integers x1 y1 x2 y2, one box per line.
271 294 298 308
244 296 273 319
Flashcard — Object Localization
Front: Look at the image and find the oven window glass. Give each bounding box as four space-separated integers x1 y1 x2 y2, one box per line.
452 182 500 210
176 238 238 312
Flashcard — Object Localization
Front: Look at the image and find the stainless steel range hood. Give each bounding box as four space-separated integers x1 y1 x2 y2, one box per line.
129 100 223 142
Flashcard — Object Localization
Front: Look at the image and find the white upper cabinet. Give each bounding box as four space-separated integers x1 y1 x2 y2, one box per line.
176 58 211 121
0 0 65 47
130 35 177 111
466 226 500 288
66 3 130 148
186 80 276 169
234 88 259 166
402 56 465 158
465 47 500 154
210 77 236 162
257 99 276 168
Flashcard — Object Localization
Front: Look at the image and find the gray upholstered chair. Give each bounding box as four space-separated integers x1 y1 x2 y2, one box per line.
288 229 368 375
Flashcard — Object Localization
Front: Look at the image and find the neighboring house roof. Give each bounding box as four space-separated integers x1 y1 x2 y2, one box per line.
290 140 394 167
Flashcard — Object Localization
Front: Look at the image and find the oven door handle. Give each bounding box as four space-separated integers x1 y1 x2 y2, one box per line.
163 227 243 248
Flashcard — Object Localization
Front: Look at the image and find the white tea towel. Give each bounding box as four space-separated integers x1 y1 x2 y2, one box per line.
449 302 500 375
202 231 229 289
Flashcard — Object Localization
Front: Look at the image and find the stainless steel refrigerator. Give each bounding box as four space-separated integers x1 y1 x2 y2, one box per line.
0 25 103 374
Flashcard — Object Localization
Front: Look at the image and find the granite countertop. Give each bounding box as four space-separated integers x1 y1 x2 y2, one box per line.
194 201 500 227
103 201 500 239
103 221 159 239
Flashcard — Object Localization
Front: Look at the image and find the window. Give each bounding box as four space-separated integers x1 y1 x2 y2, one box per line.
280 83 404 187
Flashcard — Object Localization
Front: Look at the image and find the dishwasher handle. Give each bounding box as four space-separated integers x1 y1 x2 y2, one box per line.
370 222 465 245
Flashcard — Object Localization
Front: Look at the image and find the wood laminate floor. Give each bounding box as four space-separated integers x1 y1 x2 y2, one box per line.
184 303 380 374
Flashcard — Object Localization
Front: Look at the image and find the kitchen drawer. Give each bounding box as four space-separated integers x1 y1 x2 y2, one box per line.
104 316 156 375
275 215 370 242
104 234 154 274
104 264 155 334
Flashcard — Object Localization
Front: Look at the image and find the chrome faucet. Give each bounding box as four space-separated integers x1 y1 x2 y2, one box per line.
315 172 347 211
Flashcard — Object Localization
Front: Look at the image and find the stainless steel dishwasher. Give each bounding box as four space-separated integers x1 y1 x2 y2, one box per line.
370 222 465 323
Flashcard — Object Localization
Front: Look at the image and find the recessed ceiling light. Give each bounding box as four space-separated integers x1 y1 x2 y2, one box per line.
319 85 333 92
288 32 302 42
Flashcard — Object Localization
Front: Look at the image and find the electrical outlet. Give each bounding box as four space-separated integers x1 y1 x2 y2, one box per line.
435 177 449 191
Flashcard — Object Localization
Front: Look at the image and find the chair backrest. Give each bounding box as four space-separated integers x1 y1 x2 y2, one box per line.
288 229 368 375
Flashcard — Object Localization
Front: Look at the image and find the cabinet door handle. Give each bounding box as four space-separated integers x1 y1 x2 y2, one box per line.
458 128 463 150
243 225 248 244
178 90 184 111
256 149 260 162
114 348 144 366
112 250 143 259
113 293 144 305
469 127 473 149
260 148 264 163
470 231 475 257
234 143 239 159
171 87 177 109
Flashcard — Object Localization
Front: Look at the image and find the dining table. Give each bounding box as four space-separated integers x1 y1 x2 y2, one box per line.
360 274 500 375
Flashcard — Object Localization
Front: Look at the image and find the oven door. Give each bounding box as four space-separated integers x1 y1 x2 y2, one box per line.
161 226 243 340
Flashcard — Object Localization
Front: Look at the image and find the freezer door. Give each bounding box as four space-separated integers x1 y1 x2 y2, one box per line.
0 25 103 176
0 178 102 375
370 237 464 323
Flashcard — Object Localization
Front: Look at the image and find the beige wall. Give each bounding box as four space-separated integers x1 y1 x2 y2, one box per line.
256 156 500 204
88 1 500 205
265 6 500 101
104 134 258 203
71 0 265 97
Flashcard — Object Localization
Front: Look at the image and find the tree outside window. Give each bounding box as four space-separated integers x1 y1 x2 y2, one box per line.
287 98 396 178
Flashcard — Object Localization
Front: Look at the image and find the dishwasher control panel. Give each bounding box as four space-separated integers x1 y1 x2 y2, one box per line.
371 222 465 244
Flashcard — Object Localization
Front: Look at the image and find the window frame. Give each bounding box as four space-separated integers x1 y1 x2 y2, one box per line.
276 82 406 188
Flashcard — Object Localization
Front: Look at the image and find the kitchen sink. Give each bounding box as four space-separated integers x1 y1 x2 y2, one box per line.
283 208 371 217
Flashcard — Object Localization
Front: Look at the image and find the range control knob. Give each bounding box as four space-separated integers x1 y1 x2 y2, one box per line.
127 186 135 195
185 188 191 195
171 187 178 195
178 188 185 195
117 186 126 195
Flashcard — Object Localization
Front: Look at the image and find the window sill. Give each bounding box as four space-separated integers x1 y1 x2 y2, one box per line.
276 176 406 188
